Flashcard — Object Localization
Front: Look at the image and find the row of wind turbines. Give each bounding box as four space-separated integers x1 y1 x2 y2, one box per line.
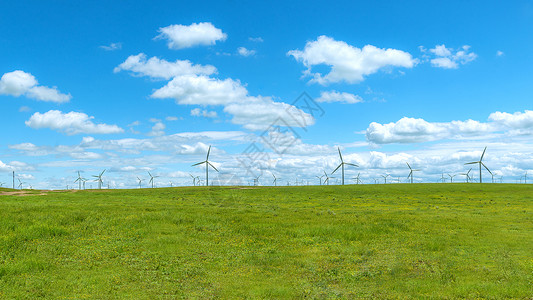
3 145 530 190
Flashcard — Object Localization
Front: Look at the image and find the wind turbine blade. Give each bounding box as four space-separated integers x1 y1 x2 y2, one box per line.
480 146 487 161
345 163 359 167
148 171 152 177
206 145 211 160
208 162 219 172
338 147 343 162
465 162 478 165
100 169 106 176
331 164 342 174
482 162 492 175
191 161 205 167
406 162 412 170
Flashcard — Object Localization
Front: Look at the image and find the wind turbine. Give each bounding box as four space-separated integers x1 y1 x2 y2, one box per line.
448 174 457 183
137 176 143 188
524 172 528 184
253 175 261 186
148 171 159 188
323 171 334 185
381 174 389 184
406 162 420 184
92 169 105 189
460 168 472 183
17 178 23 189
352 173 362 184
331 147 358 185
272 174 278 186
189 174 196 186
465 147 492 183
316 175 324 185
82 178 87 189
440 173 446 183
192 145 218 186
74 171 84 190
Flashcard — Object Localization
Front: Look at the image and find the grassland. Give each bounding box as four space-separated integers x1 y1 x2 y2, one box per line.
0 184 532 298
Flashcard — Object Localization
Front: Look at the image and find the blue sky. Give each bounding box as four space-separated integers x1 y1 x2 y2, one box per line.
1 1 533 188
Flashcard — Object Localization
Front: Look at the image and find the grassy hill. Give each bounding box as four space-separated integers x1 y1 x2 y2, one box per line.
0 184 532 298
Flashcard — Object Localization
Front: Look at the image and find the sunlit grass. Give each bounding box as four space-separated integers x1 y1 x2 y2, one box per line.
0 184 532 298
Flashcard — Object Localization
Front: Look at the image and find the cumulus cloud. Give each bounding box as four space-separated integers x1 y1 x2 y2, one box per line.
150 74 315 130
148 121 166 136
25 110 124 135
114 53 217 80
191 108 218 118
0 70 71 103
488 110 533 131
288 35 415 84
366 110 533 144
100 42 122 51
427 44 477 69
155 22 227 49
316 91 363 104
237 47 256 57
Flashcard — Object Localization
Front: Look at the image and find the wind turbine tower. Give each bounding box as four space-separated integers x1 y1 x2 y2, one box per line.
465 147 492 183
406 162 420 184
192 145 218 186
331 147 358 185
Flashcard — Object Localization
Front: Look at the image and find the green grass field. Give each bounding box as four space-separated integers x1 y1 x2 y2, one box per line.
0 184 532 298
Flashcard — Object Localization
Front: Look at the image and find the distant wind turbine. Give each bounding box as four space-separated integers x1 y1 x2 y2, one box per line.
74 171 84 190
17 178 23 189
137 176 143 188
448 174 457 183
440 173 446 183
524 172 528 184
323 171 334 185
353 173 362 184
465 147 492 183
192 145 218 186
381 174 389 184
189 174 196 186
272 174 278 186
406 162 420 184
331 147 358 185
148 171 159 188
460 168 472 183
316 174 324 185
253 175 260 186
92 169 106 189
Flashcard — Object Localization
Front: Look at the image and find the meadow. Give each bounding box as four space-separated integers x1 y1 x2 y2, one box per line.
0 184 532 298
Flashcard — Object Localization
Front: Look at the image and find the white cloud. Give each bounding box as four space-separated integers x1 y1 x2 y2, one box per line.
151 74 247 105
488 110 533 131
155 22 227 49
25 110 124 135
288 35 415 85
100 42 122 51
366 110 533 145
237 47 256 57
114 53 217 80
249 37 263 42
19 106 31 112
316 91 363 104
150 74 314 130
496 50 504 57
428 44 477 69
148 122 166 137
0 70 71 103
191 108 218 118
166 116 180 121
